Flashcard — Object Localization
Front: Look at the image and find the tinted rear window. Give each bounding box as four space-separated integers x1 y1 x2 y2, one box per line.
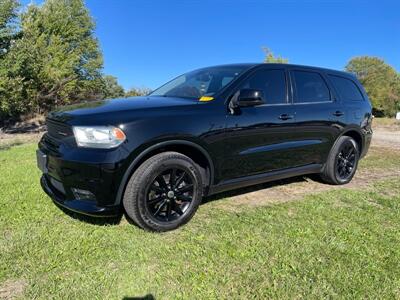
292 71 331 103
328 75 364 101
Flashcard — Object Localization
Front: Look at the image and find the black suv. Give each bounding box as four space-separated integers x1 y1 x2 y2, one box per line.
37 63 373 231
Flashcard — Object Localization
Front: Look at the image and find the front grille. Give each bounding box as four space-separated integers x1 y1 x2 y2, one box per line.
46 118 73 140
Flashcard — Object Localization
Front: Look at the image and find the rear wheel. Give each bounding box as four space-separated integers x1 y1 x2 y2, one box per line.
123 152 203 231
320 136 359 185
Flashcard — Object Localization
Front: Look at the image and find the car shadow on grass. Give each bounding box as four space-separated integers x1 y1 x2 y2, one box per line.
202 174 322 204
122 295 155 300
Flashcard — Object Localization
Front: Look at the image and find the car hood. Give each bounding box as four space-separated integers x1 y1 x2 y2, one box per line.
48 96 199 120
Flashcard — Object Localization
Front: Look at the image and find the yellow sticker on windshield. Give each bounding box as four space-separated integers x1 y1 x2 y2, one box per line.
199 96 214 102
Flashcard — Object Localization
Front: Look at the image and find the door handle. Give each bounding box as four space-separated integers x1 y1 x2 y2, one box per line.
333 111 344 117
279 114 294 121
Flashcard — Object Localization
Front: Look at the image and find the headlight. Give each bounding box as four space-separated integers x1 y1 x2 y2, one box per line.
72 126 126 148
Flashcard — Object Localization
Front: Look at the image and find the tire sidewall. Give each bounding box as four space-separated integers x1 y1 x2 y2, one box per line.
126 154 203 231
332 137 360 184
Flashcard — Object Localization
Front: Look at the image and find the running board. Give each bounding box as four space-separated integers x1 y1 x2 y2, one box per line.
208 164 322 196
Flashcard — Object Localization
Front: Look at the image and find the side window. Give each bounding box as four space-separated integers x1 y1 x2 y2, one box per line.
328 75 364 101
239 69 287 105
292 70 331 103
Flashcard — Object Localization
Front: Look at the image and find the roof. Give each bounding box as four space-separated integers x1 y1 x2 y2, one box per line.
205 63 353 78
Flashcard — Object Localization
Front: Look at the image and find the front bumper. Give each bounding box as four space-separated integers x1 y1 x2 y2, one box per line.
40 175 120 217
37 132 129 217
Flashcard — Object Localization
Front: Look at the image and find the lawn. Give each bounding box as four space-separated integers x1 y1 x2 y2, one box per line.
373 117 400 127
1 143 399 299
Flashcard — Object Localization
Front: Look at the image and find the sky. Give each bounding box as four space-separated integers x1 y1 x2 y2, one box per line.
22 0 400 90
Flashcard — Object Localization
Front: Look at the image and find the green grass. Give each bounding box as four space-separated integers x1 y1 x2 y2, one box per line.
359 146 400 170
373 117 400 128
1 144 400 299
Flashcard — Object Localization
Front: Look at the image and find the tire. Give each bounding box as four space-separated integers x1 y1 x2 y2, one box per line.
320 136 360 185
123 151 203 232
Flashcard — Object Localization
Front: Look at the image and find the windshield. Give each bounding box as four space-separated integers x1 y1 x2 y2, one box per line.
149 65 250 99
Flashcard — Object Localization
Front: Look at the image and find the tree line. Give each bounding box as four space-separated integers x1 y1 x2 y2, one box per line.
0 0 149 122
1 0 399 122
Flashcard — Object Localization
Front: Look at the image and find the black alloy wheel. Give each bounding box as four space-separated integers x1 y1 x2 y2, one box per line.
335 142 357 180
123 152 203 232
320 136 360 185
146 168 194 223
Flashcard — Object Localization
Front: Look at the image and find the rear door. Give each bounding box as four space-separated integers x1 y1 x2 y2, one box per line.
289 68 345 165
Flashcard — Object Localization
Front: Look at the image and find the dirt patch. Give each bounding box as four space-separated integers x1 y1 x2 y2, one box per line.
0 279 27 300
371 128 400 148
0 132 43 150
0 115 45 150
0 115 45 134
372 118 400 130
208 167 400 211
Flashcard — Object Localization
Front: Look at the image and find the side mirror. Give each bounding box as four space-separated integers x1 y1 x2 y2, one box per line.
236 89 265 107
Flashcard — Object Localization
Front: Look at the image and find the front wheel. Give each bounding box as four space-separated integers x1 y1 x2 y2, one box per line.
123 152 203 232
320 136 360 185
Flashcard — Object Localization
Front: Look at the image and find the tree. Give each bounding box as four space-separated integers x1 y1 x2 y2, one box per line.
102 75 125 99
0 0 104 119
346 56 400 117
262 47 288 63
0 0 23 120
0 0 19 57
125 87 152 97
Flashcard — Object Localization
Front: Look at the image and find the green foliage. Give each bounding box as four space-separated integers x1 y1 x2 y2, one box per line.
0 0 21 120
125 86 152 97
0 0 152 121
0 0 104 120
262 47 288 63
102 75 125 99
100 76 153 99
346 56 400 117
0 0 19 57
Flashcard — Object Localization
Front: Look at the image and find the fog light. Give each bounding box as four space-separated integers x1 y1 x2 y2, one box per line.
71 188 96 201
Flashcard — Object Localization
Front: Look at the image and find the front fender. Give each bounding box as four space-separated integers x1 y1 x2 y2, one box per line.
114 139 215 206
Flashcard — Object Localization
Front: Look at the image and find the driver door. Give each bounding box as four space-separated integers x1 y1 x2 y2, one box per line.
221 67 299 180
